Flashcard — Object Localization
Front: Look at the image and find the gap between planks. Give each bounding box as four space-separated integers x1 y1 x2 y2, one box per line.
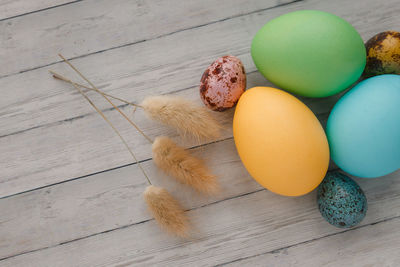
0 0 83 22
0 167 346 263
217 215 400 267
0 69 254 140
0 136 234 200
2 167 400 266
1 0 397 199
0 1 396 264
0 0 301 79
0 188 265 262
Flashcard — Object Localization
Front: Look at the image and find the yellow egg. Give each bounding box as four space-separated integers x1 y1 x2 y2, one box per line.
233 87 329 196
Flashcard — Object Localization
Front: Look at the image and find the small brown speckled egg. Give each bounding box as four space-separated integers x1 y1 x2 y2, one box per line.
200 55 246 111
364 31 400 77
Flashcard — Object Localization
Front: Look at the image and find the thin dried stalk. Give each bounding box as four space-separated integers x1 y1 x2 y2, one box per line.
52 70 221 141
65 77 151 185
51 70 151 143
141 95 221 141
152 136 219 194
57 54 153 143
144 185 190 237
50 71 142 108
59 71 190 237
52 70 218 195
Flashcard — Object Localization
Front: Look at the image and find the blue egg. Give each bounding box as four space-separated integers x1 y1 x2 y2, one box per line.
317 172 367 228
327 74 400 178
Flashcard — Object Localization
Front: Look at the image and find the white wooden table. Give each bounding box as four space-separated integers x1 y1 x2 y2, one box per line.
0 0 399 266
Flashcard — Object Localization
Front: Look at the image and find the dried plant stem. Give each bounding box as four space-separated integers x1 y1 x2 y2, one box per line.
52 68 221 142
69 80 193 237
67 78 152 185
130 105 138 117
53 55 218 197
50 71 142 109
52 70 140 118
54 57 192 237
57 54 153 144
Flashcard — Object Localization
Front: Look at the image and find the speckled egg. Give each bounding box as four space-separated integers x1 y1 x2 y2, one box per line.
317 172 367 228
200 55 246 111
364 31 400 77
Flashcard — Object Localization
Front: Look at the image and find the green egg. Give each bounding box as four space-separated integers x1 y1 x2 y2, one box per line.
251 10 366 97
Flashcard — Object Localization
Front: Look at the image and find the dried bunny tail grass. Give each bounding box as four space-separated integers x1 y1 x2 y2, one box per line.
143 185 190 237
141 95 221 141
152 136 219 194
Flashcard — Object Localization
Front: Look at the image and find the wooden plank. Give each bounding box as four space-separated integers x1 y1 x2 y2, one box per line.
0 0 298 77
1 169 399 266
1 0 398 197
0 116 336 258
2 0 399 266
0 86 235 198
3 0 399 138
0 0 75 20
0 138 261 260
0 71 337 198
224 218 400 266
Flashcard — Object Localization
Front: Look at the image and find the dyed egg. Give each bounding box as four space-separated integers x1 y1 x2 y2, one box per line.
233 87 329 196
317 172 367 228
200 55 246 111
364 31 400 77
251 10 366 97
327 74 400 178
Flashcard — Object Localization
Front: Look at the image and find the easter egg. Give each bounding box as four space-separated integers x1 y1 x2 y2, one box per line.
364 31 400 77
327 74 400 178
317 172 367 228
200 55 246 111
251 10 366 97
233 87 330 196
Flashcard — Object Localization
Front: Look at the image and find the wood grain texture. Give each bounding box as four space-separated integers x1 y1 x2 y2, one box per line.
0 0 297 77
2 0 399 198
224 217 400 266
0 138 261 260
1 0 400 266
1 169 399 266
0 0 77 20
0 69 337 198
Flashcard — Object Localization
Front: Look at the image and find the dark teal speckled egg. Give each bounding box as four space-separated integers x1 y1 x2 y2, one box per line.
317 172 367 228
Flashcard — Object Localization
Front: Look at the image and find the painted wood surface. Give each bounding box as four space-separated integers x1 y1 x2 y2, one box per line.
0 138 260 260
0 0 76 20
225 216 400 266
1 170 400 266
1 0 399 198
1 0 400 266
0 0 297 78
